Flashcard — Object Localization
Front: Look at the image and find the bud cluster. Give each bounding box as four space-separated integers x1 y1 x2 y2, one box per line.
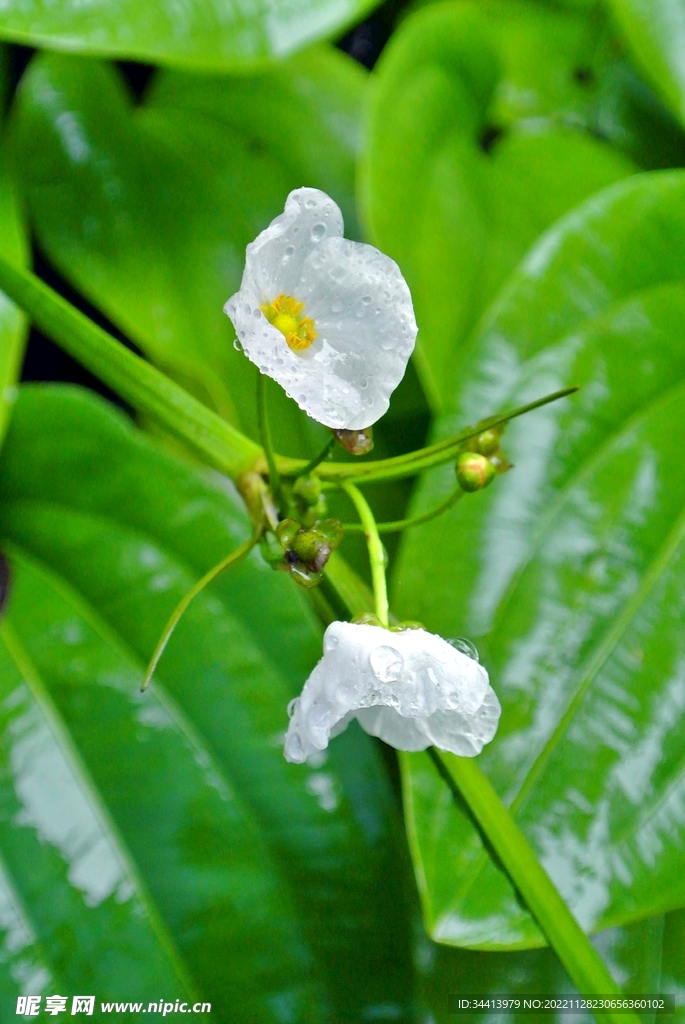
455 423 512 493
271 517 344 588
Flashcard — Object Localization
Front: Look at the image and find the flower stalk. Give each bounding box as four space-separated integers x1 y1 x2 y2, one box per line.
256 374 285 513
141 532 260 691
342 482 389 627
0 253 576 492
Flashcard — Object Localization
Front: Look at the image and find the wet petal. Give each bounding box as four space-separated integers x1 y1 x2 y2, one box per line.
284 622 500 763
225 188 417 429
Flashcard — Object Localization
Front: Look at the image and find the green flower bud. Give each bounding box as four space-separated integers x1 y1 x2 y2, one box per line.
293 474 322 506
276 518 301 550
456 451 496 492
475 428 500 457
332 426 374 455
291 529 322 564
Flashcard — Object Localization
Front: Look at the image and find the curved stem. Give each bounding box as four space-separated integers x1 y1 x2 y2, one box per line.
310 387 578 485
0 257 577 490
295 436 335 477
256 374 284 512
141 533 260 691
343 484 464 534
342 482 389 627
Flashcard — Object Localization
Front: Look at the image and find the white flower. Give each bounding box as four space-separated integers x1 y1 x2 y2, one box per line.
284 622 501 763
224 188 417 430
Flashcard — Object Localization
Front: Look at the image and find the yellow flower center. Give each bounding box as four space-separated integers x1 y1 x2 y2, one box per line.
260 294 317 352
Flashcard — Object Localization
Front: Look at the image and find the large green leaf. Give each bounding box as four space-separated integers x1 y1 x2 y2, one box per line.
0 49 28 449
608 0 685 125
0 385 414 1020
0 620 192 1014
361 0 638 409
0 0 381 71
418 913 669 1022
393 170 685 948
11 49 365 447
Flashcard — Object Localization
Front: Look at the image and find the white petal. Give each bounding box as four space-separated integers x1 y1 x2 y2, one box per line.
284 622 500 763
243 187 344 300
224 188 417 430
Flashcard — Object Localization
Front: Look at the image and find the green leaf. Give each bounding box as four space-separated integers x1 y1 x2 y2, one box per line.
0 384 415 1019
608 0 685 125
0 0 381 71
361 0 637 409
0 620 192 1010
417 914 667 1022
11 49 364 447
0 55 28 449
393 170 685 948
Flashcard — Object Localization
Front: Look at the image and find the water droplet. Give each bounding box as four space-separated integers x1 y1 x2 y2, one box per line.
233 339 243 352
305 198 316 209
284 245 295 257
311 223 326 241
360 379 368 390
243 303 252 315
447 637 479 662
252 308 262 319
369 646 404 683
331 301 343 314
287 697 299 719
324 632 339 652
362 294 372 304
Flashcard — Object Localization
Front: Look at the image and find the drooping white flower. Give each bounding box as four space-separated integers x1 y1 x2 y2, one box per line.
284 622 501 763
224 188 417 430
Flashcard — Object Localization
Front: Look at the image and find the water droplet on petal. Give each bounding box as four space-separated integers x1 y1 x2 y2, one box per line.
287 697 299 718
447 637 480 662
362 294 372 304
252 308 262 319
311 223 326 241
233 339 243 352
324 632 339 652
284 245 295 257
369 646 404 683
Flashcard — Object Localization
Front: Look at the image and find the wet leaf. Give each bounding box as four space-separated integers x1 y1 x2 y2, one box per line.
0 384 415 1020
362 0 638 408
394 170 685 948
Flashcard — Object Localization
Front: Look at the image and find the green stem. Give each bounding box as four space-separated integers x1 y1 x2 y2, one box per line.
343 484 464 534
426 751 638 1024
256 374 284 512
342 482 389 627
323 553 634 1024
296 437 335 477
141 533 259 691
313 387 578 484
0 256 576 490
0 257 261 478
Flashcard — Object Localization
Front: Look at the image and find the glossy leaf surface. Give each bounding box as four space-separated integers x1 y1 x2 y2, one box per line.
0 49 27 448
418 914 668 1022
362 0 637 408
609 0 685 125
0 0 381 71
0 620 190 1012
0 385 414 1020
393 171 685 948
11 49 364 444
